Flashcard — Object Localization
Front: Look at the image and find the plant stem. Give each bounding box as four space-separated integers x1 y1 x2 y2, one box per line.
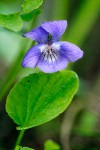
0 16 37 101
0 39 32 101
14 129 25 150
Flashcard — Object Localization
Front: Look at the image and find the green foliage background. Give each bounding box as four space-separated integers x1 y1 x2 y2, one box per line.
0 0 100 149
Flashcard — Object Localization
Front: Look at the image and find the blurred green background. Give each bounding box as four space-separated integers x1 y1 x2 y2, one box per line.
0 0 100 149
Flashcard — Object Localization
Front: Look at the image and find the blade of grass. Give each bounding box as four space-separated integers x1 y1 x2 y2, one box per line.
65 0 100 46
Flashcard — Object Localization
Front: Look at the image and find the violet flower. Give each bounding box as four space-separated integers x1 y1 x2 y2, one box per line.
22 20 83 73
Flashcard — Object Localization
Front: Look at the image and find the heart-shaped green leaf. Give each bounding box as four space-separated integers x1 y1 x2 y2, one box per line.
21 0 43 14
44 140 61 150
0 13 23 32
6 71 79 130
21 9 41 22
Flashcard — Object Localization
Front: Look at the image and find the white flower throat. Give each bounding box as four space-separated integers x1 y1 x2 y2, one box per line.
40 43 60 63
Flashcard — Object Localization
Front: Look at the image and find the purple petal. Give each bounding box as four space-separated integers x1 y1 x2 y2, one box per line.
23 27 49 43
60 42 84 62
41 20 67 41
22 44 41 68
37 51 68 73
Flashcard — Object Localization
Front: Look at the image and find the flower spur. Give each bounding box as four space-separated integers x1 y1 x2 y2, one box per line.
22 20 83 73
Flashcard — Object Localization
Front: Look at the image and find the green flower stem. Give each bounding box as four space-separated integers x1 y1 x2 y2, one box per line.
14 129 25 149
0 17 36 101
0 39 32 101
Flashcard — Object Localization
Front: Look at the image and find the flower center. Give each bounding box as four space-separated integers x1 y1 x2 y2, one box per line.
40 43 60 63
